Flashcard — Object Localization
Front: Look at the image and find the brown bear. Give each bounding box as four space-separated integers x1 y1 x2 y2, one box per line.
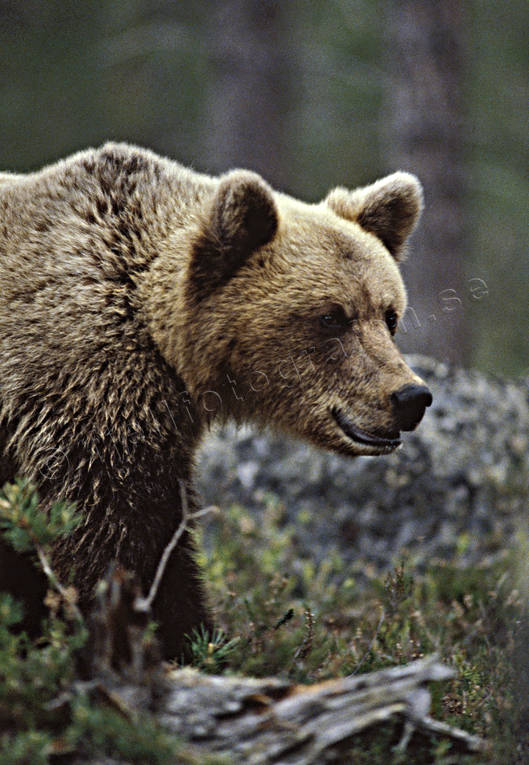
0 143 431 658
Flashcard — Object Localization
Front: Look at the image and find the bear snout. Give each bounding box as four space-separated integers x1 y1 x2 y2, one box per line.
391 384 433 431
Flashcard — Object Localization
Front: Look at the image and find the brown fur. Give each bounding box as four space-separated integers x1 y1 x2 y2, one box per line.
0 143 428 657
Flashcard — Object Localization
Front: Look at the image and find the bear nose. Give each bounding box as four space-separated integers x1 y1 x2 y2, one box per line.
391 384 433 431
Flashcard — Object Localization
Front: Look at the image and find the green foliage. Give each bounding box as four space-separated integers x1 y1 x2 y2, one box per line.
0 481 190 765
66 695 181 764
187 624 240 674
0 603 85 733
0 731 53 765
0 478 80 553
199 498 529 762
1 480 527 762
196 498 354 680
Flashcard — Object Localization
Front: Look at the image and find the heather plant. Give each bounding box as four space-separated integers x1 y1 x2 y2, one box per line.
197 498 528 762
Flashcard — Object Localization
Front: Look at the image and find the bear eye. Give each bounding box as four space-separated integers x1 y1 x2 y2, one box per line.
385 308 398 335
319 307 350 332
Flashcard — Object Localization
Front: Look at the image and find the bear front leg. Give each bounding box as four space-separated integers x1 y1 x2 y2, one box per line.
50 480 213 663
151 527 213 660
0 426 17 487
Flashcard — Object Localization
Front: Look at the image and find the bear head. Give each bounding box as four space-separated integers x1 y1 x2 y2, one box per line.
163 169 432 457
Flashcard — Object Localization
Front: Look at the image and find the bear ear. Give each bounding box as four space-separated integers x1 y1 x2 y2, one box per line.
189 170 278 297
325 172 423 260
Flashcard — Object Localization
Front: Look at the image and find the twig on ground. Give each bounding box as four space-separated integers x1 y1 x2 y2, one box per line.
36 544 84 623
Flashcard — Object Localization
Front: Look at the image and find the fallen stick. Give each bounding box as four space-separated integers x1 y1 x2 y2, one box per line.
158 655 486 763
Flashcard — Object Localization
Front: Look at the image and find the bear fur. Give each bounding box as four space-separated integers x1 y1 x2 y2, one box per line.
0 143 430 658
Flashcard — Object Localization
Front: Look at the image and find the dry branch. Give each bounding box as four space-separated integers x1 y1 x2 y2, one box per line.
134 485 215 613
157 656 485 763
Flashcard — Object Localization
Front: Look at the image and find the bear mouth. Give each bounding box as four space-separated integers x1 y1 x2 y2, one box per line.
331 407 401 453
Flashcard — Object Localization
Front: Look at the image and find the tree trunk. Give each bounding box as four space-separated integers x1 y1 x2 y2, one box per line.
383 1 470 365
204 0 294 189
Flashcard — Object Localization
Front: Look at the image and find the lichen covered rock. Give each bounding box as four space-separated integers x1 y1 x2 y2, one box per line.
198 356 529 570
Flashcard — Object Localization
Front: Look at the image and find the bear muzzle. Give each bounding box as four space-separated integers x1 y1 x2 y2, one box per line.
331 407 402 453
391 384 433 431
331 383 432 454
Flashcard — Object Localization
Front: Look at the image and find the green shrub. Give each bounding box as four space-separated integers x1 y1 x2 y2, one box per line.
0 480 191 764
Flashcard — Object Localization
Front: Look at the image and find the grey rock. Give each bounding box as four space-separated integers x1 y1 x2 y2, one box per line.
197 356 529 572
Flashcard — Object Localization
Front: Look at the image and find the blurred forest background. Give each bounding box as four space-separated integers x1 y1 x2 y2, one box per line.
0 0 527 376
